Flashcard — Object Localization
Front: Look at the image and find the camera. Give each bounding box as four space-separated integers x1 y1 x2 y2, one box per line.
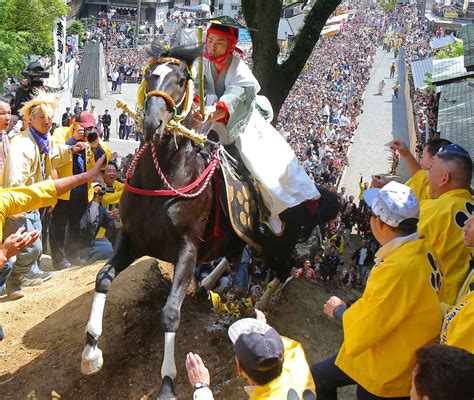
97 184 115 196
22 70 50 80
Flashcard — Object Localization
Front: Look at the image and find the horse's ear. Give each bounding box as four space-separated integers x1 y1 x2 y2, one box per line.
169 44 203 66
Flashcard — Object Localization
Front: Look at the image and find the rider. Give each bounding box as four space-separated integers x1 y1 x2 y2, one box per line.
193 20 320 234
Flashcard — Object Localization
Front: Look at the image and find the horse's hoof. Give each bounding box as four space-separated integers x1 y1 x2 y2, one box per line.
157 375 177 400
81 345 103 375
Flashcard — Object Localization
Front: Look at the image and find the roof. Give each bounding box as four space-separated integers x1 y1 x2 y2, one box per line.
432 55 474 85
287 13 305 36
463 24 474 71
410 57 434 89
321 25 341 37
430 34 457 50
326 14 349 26
437 80 474 150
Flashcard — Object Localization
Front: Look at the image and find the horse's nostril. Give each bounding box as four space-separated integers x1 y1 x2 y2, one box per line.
158 120 163 128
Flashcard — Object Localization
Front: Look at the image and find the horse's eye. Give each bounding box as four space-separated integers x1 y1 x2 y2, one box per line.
179 78 186 87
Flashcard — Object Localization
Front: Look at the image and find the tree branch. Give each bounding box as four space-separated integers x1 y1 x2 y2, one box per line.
241 0 257 28
281 0 341 81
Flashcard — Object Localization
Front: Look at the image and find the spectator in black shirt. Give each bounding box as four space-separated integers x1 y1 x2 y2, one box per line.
101 110 111 141
61 107 72 126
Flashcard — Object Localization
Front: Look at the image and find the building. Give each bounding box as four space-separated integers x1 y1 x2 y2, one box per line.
66 0 85 20
84 0 174 26
213 0 241 18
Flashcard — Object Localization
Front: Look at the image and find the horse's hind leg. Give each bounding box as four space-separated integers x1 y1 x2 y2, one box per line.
81 231 136 375
158 238 198 399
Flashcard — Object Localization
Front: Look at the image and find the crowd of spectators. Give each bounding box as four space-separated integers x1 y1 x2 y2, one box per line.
393 4 440 154
432 2 464 18
276 5 386 189
2 1 474 398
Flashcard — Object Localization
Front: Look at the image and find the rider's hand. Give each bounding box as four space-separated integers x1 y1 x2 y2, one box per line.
190 108 204 131
388 140 410 157
185 352 210 387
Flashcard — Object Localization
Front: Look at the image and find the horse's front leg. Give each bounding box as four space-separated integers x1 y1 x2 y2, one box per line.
81 231 137 375
158 238 198 399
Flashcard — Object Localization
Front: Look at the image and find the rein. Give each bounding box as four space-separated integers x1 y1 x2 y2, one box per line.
124 55 218 198
124 142 220 198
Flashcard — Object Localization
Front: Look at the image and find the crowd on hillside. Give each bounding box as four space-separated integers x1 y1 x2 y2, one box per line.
276 5 386 190
105 50 143 83
390 4 441 153
1 1 473 398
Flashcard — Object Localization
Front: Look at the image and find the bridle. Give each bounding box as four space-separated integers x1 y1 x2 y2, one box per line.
142 57 207 145
144 57 193 124
123 56 220 197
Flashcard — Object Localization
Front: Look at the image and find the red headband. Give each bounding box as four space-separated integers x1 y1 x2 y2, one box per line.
206 27 239 45
205 27 240 66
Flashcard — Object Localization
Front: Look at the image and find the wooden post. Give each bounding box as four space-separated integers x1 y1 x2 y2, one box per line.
197 26 205 118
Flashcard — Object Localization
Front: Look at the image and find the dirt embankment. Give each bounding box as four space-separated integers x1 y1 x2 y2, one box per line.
1 257 358 400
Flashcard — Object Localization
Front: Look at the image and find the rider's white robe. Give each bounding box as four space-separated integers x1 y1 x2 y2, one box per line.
202 55 320 216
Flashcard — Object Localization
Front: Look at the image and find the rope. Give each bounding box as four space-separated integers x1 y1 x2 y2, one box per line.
167 120 208 146
146 90 176 109
125 142 220 198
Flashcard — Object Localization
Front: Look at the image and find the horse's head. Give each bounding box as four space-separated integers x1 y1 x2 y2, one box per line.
142 41 202 144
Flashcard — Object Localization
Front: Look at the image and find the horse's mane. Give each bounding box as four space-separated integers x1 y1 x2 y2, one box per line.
146 40 203 65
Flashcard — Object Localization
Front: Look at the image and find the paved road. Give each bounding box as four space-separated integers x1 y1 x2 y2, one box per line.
74 83 141 157
340 46 409 199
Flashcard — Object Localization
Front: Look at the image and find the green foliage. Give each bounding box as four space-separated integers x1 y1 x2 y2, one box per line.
378 0 396 11
435 41 464 59
67 20 86 47
423 72 435 93
0 0 68 82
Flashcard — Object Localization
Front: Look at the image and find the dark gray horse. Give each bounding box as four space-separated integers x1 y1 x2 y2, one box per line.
81 42 340 399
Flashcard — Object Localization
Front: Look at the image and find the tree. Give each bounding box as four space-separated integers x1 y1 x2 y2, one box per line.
242 0 342 116
0 0 68 82
423 72 435 93
67 20 86 48
435 41 464 60
378 0 396 11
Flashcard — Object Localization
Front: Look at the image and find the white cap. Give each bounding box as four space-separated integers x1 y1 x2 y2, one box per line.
228 318 272 344
363 181 419 229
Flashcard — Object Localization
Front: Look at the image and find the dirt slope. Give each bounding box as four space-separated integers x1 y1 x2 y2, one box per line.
0 258 358 399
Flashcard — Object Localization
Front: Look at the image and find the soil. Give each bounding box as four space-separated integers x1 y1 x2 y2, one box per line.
0 254 360 400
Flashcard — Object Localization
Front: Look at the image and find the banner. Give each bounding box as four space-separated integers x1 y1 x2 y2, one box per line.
53 17 66 88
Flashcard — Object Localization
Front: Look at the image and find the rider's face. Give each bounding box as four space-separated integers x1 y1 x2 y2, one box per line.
206 33 229 58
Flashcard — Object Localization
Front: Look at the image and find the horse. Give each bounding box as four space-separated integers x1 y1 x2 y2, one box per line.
81 41 340 399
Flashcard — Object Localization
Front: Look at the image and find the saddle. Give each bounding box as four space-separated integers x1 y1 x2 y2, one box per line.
217 148 270 252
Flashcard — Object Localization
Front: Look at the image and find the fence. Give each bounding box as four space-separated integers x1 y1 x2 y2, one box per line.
399 47 419 154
